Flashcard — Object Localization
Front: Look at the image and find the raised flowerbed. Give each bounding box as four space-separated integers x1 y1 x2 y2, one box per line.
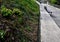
0 0 40 42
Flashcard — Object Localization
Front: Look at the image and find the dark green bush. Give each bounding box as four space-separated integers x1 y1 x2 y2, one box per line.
49 0 60 5
13 8 23 16
1 6 23 17
0 0 40 42
1 5 12 17
50 0 57 4
0 30 5 39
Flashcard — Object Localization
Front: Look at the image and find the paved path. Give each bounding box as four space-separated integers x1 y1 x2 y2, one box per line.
46 4 60 28
40 4 60 42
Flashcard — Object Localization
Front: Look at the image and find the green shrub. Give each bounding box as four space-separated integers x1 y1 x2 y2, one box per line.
13 8 23 16
1 5 12 17
2 0 39 15
1 0 40 42
18 17 23 24
50 0 57 4
0 30 5 39
49 0 60 5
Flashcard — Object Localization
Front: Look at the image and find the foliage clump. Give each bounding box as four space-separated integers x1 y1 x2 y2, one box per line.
13 8 22 16
0 0 40 42
50 0 57 4
1 5 12 17
49 0 60 5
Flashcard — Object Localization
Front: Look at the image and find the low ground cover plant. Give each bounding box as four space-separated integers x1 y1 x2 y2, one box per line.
0 0 40 42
